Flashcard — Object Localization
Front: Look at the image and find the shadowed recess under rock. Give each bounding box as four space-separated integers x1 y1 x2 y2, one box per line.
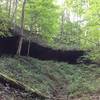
0 36 85 64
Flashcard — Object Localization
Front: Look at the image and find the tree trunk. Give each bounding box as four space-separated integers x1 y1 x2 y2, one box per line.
27 5 33 56
17 36 23 55
0 72 48 99
27 40 31 56
16 0 26 55
61 13 64 35
8 0 12 17
13 0 19 31
6 0 9 11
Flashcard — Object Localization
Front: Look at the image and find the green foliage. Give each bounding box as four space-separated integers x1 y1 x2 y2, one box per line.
0 0 100 50
0 20 10 36
0 0 60 40
88 46 100 63
63 0 100 49
0 56 100 97
51 21 82 49
17 0 59 40
0 0 99 98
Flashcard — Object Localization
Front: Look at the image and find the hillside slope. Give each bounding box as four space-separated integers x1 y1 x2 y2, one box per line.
0 56 100 99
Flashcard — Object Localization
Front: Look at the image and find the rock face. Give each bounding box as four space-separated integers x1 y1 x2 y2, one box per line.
0 36 85 64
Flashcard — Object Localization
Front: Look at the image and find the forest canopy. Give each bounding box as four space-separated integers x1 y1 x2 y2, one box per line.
0 0 100 50
0 1 100 99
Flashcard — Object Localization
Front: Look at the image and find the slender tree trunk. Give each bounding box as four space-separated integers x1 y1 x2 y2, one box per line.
16 0 26 55
8 0 12 17
61 13 64 37
12 0 18 31
6 0 9 11
27 5 33 56
27 40 31 56
12 0 18 19
12 0 15 18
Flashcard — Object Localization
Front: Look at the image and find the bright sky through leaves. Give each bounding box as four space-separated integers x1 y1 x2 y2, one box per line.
56 0 65 6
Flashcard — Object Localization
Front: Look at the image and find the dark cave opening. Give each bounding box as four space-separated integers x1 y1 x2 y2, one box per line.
0 36 85 64
0 36 18 55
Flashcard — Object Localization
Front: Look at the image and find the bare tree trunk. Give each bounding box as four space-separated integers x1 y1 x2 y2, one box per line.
27 5 33 56
12 0 15 18
16 0 26 55
27 40 31 56
61 13 64 35
17 36 23 55
6 0 9 11
12 0 19 31
12 0 18 19
8 0 12 17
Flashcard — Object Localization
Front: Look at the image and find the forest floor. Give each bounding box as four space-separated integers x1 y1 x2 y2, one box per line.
0 82 42 100
0 56 100 100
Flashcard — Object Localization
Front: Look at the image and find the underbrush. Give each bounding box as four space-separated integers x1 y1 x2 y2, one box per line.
89 46 100 64
0 56 100 98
